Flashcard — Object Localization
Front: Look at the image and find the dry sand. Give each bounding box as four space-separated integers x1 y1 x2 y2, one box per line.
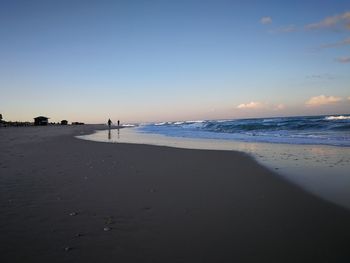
1 125 350 263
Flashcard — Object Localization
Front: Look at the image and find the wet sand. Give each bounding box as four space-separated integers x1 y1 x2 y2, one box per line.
1 125 350 262
82 128 350 209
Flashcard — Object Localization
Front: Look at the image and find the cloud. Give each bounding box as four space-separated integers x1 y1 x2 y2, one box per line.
269 24 297 33
320 37 350 48
305 95 342 107
305 11 350 30
237 102 286 111
260 16 272 25
237 102 265 109
335 56 350 63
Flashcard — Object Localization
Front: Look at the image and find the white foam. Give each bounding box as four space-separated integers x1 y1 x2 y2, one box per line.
325 116 350 120
155 122 167 126
185 120 205 123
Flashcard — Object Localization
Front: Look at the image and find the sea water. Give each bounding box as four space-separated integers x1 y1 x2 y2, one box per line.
139 115 350 147
78 115 350 209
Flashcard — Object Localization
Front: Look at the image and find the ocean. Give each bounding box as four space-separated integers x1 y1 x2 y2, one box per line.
138 115 350 147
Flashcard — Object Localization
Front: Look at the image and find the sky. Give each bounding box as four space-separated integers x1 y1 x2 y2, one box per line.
1 0 349 123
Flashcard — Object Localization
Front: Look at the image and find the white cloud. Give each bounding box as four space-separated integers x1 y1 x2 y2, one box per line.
237 102 286 111
335 56 350 63
305 95 343 107
237 102 265 109
260 16 272 25
305 11 350 30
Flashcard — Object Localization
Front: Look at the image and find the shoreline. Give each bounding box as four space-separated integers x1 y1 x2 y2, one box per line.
80 127 350 210
1 125 350 262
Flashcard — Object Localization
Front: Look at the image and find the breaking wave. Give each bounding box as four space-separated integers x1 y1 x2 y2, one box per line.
138 115 350 146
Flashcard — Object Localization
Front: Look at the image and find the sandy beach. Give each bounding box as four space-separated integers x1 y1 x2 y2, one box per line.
1 125 350 263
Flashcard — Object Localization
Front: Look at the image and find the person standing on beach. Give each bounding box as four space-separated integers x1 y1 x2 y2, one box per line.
117 120 120 127
108 119 112 128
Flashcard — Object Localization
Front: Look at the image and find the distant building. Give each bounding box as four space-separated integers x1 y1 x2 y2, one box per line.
61 120 68 125
34 116 49 126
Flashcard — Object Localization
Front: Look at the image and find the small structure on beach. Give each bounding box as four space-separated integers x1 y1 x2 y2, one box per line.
0 114 4 127
61 120 68 125
34 116 49 126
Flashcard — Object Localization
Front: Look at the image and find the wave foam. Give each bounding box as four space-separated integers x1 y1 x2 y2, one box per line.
325 116 350 120
155 122 167 126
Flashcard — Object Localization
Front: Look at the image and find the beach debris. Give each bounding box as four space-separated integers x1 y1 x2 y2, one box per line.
69 212 77 216
103 227 111 231
64 246 73 252
105 216 115 225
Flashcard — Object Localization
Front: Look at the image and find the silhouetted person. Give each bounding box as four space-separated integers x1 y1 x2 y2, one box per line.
108 119 112 128
117 120 120 127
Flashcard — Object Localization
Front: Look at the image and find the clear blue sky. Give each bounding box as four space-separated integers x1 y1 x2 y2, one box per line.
1 0 349 123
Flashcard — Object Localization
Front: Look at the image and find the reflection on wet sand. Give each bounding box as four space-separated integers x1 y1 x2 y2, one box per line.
108 128 120 140
78 127 350 210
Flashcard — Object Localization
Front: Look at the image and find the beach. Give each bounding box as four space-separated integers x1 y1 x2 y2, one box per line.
1 125 350 263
